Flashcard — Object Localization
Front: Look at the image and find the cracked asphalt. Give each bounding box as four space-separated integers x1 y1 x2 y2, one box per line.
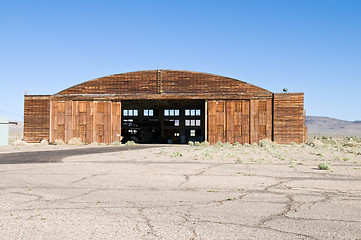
0 143 361 239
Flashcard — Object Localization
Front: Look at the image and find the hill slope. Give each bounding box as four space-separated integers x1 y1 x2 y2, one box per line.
306 116 361 137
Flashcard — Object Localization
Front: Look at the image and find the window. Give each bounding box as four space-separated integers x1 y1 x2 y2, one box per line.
185 109 201 116
190 130 196 137
174 132 180 137
174 120 179 126
144 109 154 116
128 129 137 134
185 119 201 127
123 109 138 116
164 109 179 116
123 119 134 126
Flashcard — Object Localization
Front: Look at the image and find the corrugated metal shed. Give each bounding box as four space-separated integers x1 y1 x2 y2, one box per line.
0 116 9 146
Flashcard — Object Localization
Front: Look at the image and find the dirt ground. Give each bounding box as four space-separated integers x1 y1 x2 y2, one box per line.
1 139 361 239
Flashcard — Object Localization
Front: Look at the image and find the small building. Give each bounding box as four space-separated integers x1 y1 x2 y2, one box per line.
24 70 307 145
0 116 9 146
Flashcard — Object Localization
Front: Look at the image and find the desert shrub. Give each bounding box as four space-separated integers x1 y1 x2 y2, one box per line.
54 139 65 145
233 142 241 147
259 139 273 147
111 141 121 145
201 141 210 146
125 141 136 146
243 143 251 147
194 141 201 146
318 163 330 170
215 141 224 147
188 141 194 146
236 158 243 164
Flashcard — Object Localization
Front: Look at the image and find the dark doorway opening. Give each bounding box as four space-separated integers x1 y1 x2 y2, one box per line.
121 100 205 144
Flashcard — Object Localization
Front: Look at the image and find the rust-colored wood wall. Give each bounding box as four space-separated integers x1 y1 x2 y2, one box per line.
273 93 305 144
57 70 270 96
24 96 50 143
50 101 121 144
23 71 306 145
207 99 273 145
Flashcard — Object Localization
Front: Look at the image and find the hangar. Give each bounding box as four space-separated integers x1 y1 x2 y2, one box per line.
24 70 306 145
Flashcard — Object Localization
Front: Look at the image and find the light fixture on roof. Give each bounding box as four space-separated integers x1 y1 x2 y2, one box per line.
283 88 288 93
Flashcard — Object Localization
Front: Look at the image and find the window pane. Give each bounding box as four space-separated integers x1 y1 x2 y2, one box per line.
190 130 196 137
149 110 153 116
144 110 148 116
191 109 195 116
170 109 174 116
164 109 169 116
196 120 201 126
191 120 195 126
185 109 190 116
185 120 190 126
175 120 179 126
134 110 138 116
196 109 201 116
175 109 179 116
123 110 128 116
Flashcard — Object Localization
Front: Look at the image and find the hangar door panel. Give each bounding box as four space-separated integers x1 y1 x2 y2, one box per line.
208 100 250 144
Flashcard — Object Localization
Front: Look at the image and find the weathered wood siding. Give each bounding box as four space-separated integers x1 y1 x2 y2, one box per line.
24 70 306 145
50 100 121 144
57 70 271 96
273 93 305 144
24 96 50 142
207 99 272 145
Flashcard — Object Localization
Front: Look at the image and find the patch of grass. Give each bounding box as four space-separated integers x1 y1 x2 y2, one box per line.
170 152 183 157
207 190 219 193
343 157 350 161
318 163 330 170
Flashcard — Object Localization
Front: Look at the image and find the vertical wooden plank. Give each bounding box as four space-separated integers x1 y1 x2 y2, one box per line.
64 100 73 142
207 100 217 145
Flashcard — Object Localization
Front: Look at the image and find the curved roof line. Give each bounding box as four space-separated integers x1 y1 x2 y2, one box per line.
56 69 271 95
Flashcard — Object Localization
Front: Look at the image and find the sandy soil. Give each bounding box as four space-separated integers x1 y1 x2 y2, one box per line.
1 139 361 239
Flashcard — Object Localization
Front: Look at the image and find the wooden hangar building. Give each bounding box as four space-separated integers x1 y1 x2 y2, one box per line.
24 70 306 145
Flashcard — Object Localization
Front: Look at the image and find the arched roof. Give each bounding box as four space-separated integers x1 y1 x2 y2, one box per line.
56 70 271 96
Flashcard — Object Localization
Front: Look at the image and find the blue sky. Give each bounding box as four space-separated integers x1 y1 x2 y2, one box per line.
1 0 360 121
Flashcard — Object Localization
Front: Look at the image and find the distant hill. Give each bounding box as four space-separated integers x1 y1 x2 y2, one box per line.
306 116 361 137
